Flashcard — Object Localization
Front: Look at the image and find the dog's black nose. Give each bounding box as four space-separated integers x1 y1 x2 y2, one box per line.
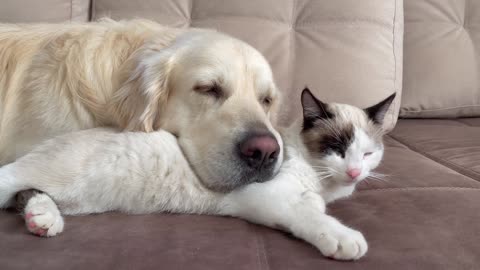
239 134 280 170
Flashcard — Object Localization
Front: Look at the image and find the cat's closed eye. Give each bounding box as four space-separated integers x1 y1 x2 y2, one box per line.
363 152 373 158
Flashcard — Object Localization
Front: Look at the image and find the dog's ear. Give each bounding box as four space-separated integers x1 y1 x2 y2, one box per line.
110 47 175 132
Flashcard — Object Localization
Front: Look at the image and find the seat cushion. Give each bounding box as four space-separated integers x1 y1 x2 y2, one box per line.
390 119 480 181
270 188 480 270
1 189 479 270
358 136 480 190
92 0 403 130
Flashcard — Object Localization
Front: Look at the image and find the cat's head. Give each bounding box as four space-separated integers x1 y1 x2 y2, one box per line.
300 88 395 186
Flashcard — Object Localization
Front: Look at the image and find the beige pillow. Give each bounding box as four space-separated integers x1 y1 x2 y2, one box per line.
0 0 89 23
93 0 404 130
401 0 480 118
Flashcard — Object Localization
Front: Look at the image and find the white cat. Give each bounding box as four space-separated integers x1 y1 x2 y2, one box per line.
0 88 395 260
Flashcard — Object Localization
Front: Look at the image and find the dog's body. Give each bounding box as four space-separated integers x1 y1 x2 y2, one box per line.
0 19 175 163
0 19 283 189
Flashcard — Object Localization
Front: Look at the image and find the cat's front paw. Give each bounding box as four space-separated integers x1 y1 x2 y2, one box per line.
315 226 368 260
24 194 64 237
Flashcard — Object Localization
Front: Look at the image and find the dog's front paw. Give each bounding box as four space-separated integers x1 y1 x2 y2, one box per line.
24 194 64 237
315 226 368 260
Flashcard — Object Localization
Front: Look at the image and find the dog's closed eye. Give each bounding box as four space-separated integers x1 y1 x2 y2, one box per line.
194 83 223 99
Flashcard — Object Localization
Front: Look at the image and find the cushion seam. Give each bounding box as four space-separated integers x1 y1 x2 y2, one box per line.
254 227 270 270
70 0 73 21
138 16 394 28
356 186 480 195
452 119 471 126
188 0 193 27
401 104 480 113
92 0 97 20
455 119 479 127
90 13 394 28
389 134 480 182
391 0 398 128
287 0 296 121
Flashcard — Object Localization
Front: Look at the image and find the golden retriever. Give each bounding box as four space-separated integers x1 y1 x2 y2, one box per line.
0 19 283 191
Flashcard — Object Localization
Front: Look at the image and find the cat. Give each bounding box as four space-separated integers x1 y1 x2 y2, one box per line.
0 88 395 260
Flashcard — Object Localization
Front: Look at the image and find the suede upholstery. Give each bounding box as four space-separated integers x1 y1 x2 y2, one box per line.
92 0 403 130
401 0 480 118
1 121 479 270
1 0 90 23
1 1 479 269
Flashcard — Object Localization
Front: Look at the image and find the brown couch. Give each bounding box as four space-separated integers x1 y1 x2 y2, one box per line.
1 0 479 269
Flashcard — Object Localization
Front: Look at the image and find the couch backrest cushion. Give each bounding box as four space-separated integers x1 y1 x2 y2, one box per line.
95 0 402 129
0 0 90 23
401 0 480 118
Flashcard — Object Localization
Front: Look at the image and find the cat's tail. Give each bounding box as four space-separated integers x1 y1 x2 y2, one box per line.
0 164 24 208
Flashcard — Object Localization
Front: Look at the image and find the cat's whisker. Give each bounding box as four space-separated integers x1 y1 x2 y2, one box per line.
311 166 332 171
313 168 332 174
315 172 332 177
315 173 333 181
370 172 390 177
313 165 340 175
369 172 390 180
314 171 332 177
328 168 340 174
316 171 332 175
366 174 389 182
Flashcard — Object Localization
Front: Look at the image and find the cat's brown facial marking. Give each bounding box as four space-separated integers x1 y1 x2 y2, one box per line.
300 88 356 158
302 121 355 158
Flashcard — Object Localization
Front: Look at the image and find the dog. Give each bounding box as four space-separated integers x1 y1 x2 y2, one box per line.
0 19 283 191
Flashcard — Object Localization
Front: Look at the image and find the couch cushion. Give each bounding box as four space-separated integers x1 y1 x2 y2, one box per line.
390 119 480 181
401 0 480 118
270 188 480 270
0 0 90 23
93 0 403 130
356 136 480 190
1 188 479 270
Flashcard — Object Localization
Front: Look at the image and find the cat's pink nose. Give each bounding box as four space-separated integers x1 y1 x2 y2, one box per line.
347 168 361 179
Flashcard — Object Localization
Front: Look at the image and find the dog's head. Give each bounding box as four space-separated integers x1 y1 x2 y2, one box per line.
111 29 283 192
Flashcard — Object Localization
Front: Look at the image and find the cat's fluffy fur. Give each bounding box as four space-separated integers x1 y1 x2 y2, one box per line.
0 89 395 260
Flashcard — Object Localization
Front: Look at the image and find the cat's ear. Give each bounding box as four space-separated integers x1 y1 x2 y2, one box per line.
301 87 332 130
364 93 396 125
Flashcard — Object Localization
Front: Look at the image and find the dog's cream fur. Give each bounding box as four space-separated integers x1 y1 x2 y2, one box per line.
0 19 282 189
0 122 367 260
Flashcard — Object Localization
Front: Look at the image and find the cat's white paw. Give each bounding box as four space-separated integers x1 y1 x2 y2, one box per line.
24 194 64 237
315 226 368 260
